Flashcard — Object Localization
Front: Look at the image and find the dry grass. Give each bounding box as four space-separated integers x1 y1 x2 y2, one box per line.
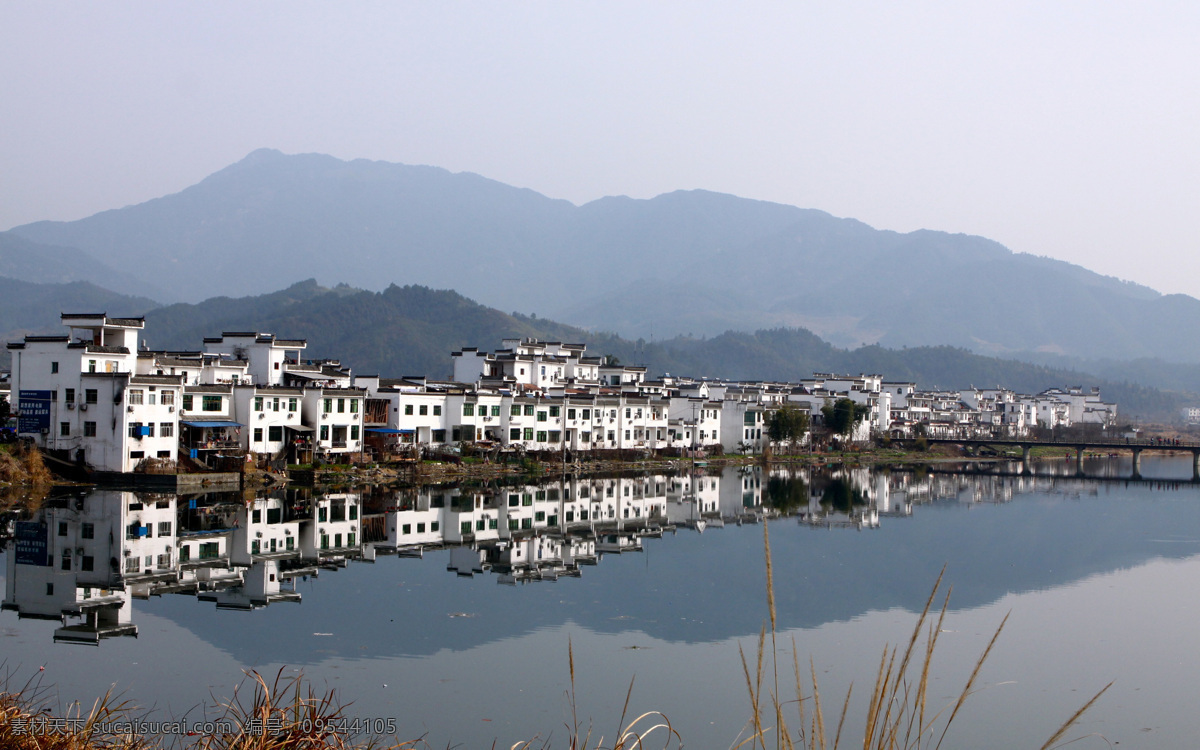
510 639 682 750
0 442 55 487
736 522 1113 750
0 668 421 750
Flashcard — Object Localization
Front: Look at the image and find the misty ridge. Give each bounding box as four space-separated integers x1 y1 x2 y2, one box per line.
1 149 1198 418
4 148 1196 364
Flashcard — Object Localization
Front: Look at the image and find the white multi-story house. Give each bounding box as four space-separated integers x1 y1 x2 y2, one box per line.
232 385 306 457
7 315 187 473
301 388 366 456
203 332 308 386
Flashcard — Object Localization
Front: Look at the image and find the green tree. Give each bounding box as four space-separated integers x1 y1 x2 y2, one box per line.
767 404 810 448
821 397 861 437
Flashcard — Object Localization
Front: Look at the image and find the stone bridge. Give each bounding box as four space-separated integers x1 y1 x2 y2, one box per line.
901 436 1200 479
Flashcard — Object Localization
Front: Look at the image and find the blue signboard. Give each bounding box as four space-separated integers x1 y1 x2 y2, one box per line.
18 390 52 434
14 521 49 566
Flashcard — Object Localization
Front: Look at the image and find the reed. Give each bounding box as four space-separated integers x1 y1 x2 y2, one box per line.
738 525 1112 750
0 667 421 750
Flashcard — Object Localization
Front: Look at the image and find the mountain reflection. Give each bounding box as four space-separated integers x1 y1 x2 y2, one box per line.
3 461 1198 646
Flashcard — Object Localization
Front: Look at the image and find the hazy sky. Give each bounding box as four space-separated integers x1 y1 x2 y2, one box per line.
3 2 1199 297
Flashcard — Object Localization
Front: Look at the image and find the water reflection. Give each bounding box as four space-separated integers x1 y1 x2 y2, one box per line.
3 458 1199 647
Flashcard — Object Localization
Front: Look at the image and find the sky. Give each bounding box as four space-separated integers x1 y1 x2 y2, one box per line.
3 1 1199 297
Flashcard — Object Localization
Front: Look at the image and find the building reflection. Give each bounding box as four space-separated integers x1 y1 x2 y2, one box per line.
0 463 1128 644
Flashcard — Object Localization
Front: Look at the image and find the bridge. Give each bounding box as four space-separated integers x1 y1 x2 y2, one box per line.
899 436 1200 480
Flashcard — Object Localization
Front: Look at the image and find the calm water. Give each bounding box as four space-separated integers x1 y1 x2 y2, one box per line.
4 456 1200 748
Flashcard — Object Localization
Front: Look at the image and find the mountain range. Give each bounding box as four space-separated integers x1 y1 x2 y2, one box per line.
4 148 1199 364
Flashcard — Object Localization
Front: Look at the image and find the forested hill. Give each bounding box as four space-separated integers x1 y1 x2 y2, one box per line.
135 280 1185 419
10 149 1200 363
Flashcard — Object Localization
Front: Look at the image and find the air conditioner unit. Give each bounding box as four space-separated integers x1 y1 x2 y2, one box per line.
79 403 88 411
66 403 75 410
259 413 265 420
127 406 135 412
168 406 174 412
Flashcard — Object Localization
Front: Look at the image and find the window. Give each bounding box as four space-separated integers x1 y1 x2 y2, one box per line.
268 426 283 442
510 428 521 440
159 521 171 536
536 431 547 442
336 398 345 413
549 431 561 442
254 396 264 411
202 395 221 411
433 405 441 416
129 389 144 405
129 451 144 459
129 422 143 438
182 394 193 410
524 405 535 416
60 422 70 436
85 389 98 405
160 422 173 438
51 361 59 373
511 405 521 416
254 428 263 442
350 425 359 440
81 522 94 539
88 360 97 373
431 521 439 532
402 524 411 535
625 408 631 418
537 411 547 422
84 421 96 436
180 545 191 562
350 399 358 413
523 428 534 440
405 404 413 415
419 404 427 415
476 519 485 532
491 405 500 417
582 409 590 420
463 403 474 416
161 391 174 405
549 406 560 417
461 521 471 535
324 398 333 413
272 397 280 412
288 398 297 412
320 425 329 441
567 408 576 420
508 518 519 531
146 423 155 437
65 388 75 404
432 429 445 442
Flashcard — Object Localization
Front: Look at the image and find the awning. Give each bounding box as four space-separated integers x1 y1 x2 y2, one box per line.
365 428 414 435
181 421 243 428
285 424 315 432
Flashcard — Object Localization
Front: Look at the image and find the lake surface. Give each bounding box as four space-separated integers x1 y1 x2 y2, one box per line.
4 456 1200 748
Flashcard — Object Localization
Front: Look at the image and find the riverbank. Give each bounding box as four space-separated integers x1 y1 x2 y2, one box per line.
10 441 1170 493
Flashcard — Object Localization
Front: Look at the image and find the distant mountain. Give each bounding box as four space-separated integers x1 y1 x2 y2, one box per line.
8 148 1196 362
133 280 1185 419
0 232 167 300
0 276 159 368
